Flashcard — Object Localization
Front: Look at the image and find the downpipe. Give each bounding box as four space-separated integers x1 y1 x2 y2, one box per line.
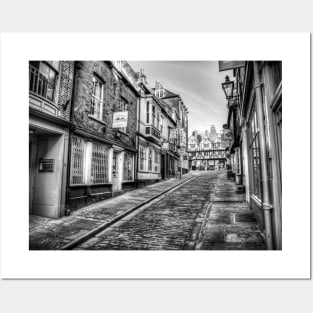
253 61 274 250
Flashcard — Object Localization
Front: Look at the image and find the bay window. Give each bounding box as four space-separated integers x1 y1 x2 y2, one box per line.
139 145 146 171
154 149 160 173
29 61 59 102
148 148 153 171
248 105 262 199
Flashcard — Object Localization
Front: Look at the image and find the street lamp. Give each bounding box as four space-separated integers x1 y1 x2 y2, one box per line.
221 75 234 100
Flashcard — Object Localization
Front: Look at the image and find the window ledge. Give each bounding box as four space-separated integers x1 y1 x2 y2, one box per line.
88 115 107 126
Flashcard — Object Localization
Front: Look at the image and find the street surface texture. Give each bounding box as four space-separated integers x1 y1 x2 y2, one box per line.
200 172 266 250
29 171 266 250
29 173 194 250
75 171 219 250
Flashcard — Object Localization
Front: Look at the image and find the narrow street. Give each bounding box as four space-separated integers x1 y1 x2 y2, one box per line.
75 172 219 250
74 171 265 250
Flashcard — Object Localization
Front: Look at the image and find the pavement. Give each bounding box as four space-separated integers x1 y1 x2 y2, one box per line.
29 173 195 250
199 172 267 250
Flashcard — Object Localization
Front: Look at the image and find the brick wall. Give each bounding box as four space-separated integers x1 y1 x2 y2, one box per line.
72 61 138 149
57 61 75 121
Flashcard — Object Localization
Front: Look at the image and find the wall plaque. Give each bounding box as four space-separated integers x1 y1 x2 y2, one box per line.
39 159 55 172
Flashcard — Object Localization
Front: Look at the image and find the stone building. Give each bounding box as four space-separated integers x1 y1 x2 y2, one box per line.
67 61 139 211
29 61 74 218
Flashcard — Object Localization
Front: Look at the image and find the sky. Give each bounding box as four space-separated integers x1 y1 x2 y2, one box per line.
129 61 233 133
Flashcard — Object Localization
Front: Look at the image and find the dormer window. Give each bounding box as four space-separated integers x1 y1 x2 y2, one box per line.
155 88 167 98
113 60 123 71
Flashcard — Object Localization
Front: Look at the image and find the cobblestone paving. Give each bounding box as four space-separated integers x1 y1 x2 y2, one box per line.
75 172 219 250
29 173 194 250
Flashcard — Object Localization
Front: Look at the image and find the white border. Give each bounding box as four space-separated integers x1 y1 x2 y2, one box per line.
0 33 310 279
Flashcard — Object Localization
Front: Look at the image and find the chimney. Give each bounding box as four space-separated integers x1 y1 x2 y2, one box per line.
155 80 162 90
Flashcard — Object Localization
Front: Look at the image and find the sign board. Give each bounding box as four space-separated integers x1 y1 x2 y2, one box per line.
223 129 233 140
221 129 233 148
169 129 177 139
39 159 54 172
218 61 245 72
112 111 128 128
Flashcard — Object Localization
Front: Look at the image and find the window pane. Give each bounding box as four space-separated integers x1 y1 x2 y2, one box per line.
91 143 109 184
70 136 85 185
39 62 49 78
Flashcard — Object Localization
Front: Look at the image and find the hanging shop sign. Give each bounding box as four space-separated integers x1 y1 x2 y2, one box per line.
112 111 128 128
218 61 245 72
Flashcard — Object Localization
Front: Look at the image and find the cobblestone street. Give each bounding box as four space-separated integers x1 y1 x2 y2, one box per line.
75 171 219 250
29 171 266 250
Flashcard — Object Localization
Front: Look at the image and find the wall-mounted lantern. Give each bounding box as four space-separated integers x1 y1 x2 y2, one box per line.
221 75 234 100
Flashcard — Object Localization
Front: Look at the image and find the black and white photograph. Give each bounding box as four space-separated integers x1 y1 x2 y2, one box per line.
28 60 282 251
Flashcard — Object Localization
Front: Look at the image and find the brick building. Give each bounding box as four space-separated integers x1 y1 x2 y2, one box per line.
29 61 74 218
67 61 139 211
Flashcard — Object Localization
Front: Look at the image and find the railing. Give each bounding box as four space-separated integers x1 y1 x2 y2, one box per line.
145 125 161 140
29 65 55 101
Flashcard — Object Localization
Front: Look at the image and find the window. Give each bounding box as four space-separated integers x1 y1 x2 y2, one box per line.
70 137 109 185
116 99 128 133
91 143 109 184
90 76 104 120
248 106 262 199
154 149 160 173
139 145 146 171
160 116 164 134
146 101 150 123
123 152 134 181
152 105 156 127
157 111 160 130
155 89 167 98
29 61 59 101
148 148 153 171
70 136 86 185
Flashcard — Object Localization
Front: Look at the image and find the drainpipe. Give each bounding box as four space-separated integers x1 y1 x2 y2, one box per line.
64 61 77 216
253 61 273 250
135 91 141 188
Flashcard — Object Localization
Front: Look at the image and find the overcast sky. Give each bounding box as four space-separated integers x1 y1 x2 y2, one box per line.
129 61 232 133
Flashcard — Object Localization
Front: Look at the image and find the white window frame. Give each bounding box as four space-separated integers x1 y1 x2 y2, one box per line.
70 137 110 186
91 76 104 121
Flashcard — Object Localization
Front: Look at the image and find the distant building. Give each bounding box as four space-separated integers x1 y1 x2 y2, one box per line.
187 127 226 171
